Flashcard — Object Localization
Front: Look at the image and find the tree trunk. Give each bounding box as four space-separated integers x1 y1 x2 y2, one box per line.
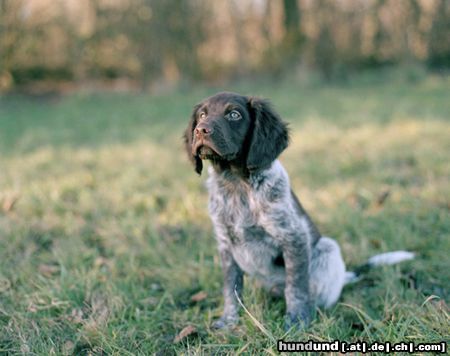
283 0 300 35
281 0 303 68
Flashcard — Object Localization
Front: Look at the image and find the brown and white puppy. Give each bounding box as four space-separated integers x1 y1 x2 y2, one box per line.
183 92 414 330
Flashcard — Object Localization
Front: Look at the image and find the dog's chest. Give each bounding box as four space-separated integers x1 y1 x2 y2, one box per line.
208 179 283 277
209 181 269 241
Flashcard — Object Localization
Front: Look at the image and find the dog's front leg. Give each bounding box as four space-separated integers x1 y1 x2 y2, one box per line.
212 248 243 329
282 237 312 330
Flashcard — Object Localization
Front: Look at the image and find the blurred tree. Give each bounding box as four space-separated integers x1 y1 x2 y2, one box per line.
0 0 24 89
125 0 206 90
312 0 337 81
281 0 303 67
428 0 450 69
371 0 387 66
1 0 449 92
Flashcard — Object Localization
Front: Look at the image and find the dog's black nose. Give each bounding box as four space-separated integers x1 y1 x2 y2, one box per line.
195 124 213 137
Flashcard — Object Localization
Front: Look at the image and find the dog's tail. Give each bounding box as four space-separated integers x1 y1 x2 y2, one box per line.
344 251 415 285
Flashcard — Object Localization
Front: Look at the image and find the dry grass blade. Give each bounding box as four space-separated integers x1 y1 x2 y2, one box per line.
234 288 276 343
421 295 440 307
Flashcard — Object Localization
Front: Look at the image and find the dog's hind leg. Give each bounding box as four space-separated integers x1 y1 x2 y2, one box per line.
310 237 346 308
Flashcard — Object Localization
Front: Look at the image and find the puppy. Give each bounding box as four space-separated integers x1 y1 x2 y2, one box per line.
183 92 414 329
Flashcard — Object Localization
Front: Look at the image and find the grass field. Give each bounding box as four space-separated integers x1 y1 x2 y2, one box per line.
0 75 449 354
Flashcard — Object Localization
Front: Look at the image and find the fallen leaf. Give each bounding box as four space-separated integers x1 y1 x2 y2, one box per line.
63 341 75 354
2 193 19 213
190 291 208 302
370 239 381 248
94 257 110 268
38 264 60 277
69 308 84 324
376 189 390 206
173 325 197 343
0 277 11 293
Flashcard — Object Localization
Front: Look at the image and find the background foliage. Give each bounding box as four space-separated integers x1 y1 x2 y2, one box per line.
1 0 449 92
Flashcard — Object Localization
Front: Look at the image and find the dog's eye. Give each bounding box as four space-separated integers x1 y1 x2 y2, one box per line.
199 112 206 119
226 110 242 121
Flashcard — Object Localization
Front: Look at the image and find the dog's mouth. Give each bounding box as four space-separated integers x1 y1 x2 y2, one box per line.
197 145 221 160
193 142 236 161
193 139 221 159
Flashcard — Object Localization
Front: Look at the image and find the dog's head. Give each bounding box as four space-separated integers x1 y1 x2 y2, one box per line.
184 92 289 175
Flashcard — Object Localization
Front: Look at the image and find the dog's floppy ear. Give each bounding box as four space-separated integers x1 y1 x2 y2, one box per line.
183 104 203 175
246 97 289 171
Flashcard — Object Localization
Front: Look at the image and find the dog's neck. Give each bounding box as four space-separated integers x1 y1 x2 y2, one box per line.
209 155 251 179
209 158 274 183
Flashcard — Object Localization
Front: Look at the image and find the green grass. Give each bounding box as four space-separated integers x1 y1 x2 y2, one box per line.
0 75 449 354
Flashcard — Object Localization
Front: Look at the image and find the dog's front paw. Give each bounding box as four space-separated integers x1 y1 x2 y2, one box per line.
211 314 238 330
284 309 311 331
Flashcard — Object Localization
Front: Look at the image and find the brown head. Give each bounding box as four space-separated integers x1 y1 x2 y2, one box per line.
183 92 289 175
